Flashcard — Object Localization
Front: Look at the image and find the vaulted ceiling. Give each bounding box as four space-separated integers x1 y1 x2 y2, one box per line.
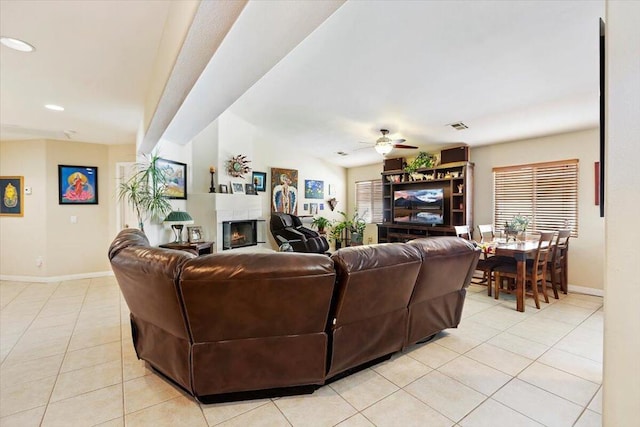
1 1 605 168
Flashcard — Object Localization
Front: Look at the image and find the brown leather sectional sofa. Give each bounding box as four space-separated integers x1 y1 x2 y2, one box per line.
109 229 480 402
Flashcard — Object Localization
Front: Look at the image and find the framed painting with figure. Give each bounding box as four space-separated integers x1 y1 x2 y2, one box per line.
271 167 298 215
58 165 98 205
252 171 267 192
187 226 203 243
1 176 24 216
156 158 187 199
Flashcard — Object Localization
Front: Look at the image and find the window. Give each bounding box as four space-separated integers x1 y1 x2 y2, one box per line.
355 180 383 223
494 159 578 236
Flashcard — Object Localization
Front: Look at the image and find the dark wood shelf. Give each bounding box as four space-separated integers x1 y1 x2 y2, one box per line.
379 161 474 242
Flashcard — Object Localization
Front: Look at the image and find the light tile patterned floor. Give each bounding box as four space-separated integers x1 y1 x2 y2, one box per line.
0 278 603 426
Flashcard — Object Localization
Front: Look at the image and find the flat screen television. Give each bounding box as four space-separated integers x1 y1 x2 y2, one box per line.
393 188 444 225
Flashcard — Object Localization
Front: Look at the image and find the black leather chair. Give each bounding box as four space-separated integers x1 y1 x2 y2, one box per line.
270 213 329 254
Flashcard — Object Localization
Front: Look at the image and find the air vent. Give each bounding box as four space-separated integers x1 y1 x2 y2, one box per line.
449 122 468 130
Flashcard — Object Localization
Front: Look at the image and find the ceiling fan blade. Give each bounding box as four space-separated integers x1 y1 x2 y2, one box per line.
393 144 418 149
392 139 406 143
358 141 374 145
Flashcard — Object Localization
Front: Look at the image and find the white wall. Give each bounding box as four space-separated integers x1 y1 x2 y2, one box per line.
188 111 347 250
471 128 604 292
603 0 640 423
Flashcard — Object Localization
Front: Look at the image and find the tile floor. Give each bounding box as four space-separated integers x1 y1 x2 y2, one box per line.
0 278 603 426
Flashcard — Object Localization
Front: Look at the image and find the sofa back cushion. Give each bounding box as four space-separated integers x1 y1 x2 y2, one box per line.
407 237 480 302
330 244 422 326
179 252 336 342
108 229 195 340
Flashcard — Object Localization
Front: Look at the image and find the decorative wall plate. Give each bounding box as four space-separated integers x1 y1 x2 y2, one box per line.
227 155 251 178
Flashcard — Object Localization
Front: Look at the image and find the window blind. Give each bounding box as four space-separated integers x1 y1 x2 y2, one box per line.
355 180 383 223
494 160 578 237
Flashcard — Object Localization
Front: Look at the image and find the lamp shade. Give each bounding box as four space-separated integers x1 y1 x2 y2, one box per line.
375 141 393 155
163 211 194 243
163 211 194 224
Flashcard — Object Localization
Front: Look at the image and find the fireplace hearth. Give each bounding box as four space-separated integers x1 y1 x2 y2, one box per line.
222 220 258 250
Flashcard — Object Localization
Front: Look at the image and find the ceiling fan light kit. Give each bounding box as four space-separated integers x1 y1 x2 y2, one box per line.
372 129 417 156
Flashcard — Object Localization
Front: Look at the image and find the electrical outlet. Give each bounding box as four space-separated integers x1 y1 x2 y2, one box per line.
36 256 43 267
367 237 373 244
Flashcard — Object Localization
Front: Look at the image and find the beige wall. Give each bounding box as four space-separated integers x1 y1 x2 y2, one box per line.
471 128 604 291
347 162 383 244
603 0 640 423
0 140 135 280
0 140 48 277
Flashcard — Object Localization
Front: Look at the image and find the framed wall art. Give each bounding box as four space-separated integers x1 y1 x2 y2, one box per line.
304 179 324 199
245 183 257 195
231 182 245 194
58 165 98 205
219 184 229 194
0 176 24 216
252 171 267 192
157 158 187 199
271 167 298 215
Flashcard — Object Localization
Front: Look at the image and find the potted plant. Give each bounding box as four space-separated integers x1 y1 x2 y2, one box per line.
336 210 367 246
118 152 172 232
504 214 530 241
311 216 330 234
404 152 436 180
330 221 346 249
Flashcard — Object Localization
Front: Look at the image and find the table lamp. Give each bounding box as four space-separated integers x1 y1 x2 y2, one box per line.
163 211 194 243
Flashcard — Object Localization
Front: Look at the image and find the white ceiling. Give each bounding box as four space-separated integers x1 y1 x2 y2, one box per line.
0 1 605 168
0 0 170 144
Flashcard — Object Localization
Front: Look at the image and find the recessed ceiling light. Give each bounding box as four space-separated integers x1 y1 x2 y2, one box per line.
45 104 65 111
0 36 35 52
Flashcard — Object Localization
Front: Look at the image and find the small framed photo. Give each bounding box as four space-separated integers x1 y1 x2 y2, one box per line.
219 184 229 193
303 203 309 211
252 171 267 192
156 158 187 199
231 182 245 194
309 203 318 215
187 226 203 243
0 176 24 216
58 165 98 204
245 183 257 195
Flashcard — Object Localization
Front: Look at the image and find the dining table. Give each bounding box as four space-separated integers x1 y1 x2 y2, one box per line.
483 238 550 312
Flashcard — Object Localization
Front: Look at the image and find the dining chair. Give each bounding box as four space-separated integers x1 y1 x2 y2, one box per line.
477 224 495 243
546 229 571 298
455 225 511 296
493 231 556 309
454 225 472 240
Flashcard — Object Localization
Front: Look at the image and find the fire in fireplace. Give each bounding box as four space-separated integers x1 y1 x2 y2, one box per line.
222 220 258 250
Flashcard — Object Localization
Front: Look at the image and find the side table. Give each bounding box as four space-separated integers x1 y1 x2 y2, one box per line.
159 241 214 256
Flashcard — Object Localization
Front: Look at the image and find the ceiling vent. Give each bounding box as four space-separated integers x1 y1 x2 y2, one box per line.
449 122 468 130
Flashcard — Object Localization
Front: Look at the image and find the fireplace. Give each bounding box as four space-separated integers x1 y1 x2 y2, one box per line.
222 220 258 250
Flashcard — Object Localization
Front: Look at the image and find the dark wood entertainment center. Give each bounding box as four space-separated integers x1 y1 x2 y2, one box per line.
378 161 474 243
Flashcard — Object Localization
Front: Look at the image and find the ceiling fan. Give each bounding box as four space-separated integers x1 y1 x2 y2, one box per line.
360 129 418 156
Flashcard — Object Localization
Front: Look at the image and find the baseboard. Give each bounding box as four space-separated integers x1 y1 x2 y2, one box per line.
0 271 114 283
567 284 604 297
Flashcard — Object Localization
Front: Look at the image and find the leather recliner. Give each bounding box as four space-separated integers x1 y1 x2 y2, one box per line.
270 212 329 254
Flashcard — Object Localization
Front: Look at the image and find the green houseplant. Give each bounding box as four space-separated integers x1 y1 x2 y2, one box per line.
504 214 530 241
404 152 436 175
311 216 330 234
118 152 173 232
335 210 367 246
